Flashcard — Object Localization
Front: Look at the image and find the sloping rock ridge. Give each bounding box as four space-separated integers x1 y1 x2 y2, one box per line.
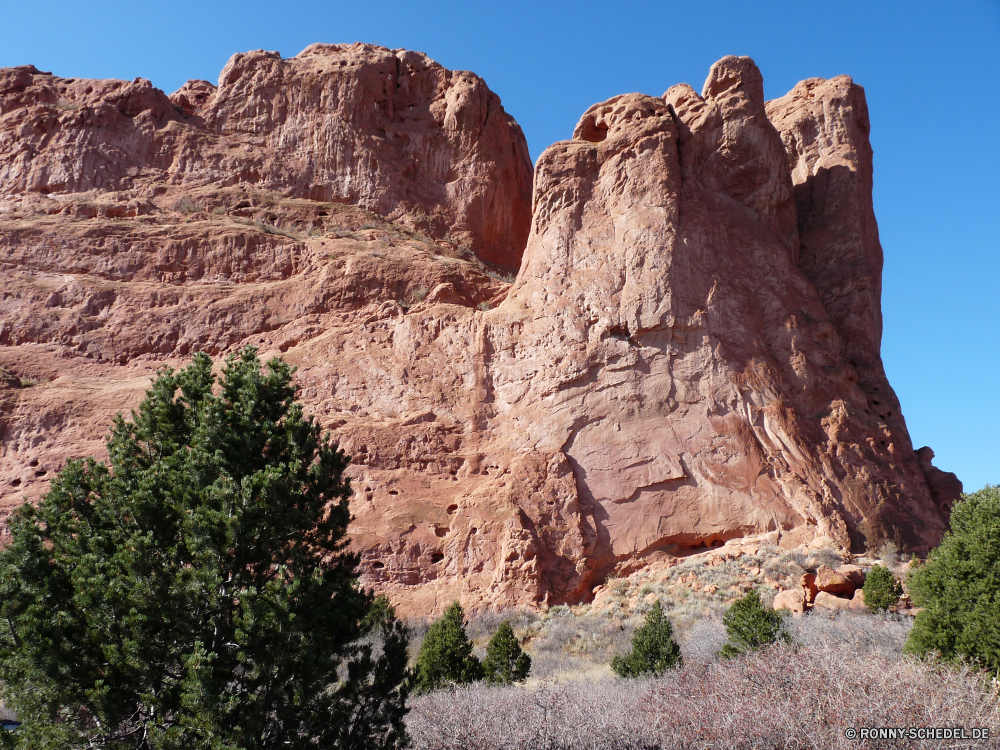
0 48 960 615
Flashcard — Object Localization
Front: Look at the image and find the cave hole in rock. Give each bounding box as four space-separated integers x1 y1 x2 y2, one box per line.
446 504 458 514
10 479 21 487
371 561 385 569
434 526 448 538
430 552 444 564
28 459 38 467
34 470 46 477
388 490 399 496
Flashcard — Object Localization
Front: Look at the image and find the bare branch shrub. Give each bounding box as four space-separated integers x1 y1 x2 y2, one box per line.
407 642 1000 749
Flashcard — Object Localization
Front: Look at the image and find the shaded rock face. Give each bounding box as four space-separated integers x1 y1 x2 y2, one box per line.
0 51 959 616
0 43 533 269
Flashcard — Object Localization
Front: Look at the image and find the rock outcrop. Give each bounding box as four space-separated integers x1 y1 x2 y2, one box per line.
0 43 533 269
0 49 960 616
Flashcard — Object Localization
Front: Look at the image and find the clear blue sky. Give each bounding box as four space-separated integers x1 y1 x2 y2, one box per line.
3 1 997 491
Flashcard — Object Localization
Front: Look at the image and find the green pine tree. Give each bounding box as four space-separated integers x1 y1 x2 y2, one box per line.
717 589 790 659
905 486 1000 672
862 565 903 613
412 602 483 694
482 621 531 685
611 601 682 678
0 348 410 750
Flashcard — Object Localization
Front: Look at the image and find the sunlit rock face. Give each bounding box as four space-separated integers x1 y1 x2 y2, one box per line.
0 50 958 617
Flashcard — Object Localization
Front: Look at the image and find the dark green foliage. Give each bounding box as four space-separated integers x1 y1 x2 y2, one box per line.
905 486 1000 672
718 589 790 659
611 601 682 678
0 348 410 750
482 621 531 685
863 565 903 613
412 602 483 694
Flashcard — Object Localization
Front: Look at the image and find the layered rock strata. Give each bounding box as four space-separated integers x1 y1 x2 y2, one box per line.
0 49 959 615
0 43 532 268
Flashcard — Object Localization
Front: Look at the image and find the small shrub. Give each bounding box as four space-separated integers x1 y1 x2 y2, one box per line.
412 601 483 694
611 601 682 677
174 197 200 214
863 565 902 613
255 219 298 238
476 301 491 311
906 486 1000 672
878 539 900 566
410 286 428 303
18 378 38 388
761 552 805 582
482 268 517 284
483 621 531 685
718 589 790 658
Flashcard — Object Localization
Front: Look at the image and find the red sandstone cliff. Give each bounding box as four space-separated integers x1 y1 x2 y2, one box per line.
0 47 960 615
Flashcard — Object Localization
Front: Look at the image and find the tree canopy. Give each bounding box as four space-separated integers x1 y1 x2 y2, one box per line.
0 348 409 749
412 602 482 694
611 601 682 678
482 621 531 685
717 590 790 659
906 485 1000 672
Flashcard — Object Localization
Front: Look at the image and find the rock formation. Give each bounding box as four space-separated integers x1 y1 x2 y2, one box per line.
0 47 960 616
0 43 532 268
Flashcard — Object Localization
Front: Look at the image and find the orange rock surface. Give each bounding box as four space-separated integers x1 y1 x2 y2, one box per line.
0 49 960 616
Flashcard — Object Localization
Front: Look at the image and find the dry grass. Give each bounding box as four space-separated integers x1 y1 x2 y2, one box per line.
406 606 1000 749
407 640 1000 749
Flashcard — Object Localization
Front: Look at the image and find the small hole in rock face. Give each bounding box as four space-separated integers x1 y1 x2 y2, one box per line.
430 552 444 564
872 401 880 406
28 459 38 467
881 440 887 446
11 479 21 487
388 490 398 496
435 527 447 538
371 561 385 569
446 504 458 514
34 470 46 477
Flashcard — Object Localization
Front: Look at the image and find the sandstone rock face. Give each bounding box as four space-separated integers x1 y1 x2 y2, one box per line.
836 564 866 588
815 564 854 596
0 43 533 269
0 51 960 616
915 446 964 516
813 590 853 610
773 587 807 614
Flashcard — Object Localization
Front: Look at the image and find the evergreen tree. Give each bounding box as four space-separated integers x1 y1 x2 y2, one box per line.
862 565 903 613
905 486 1000 672
611 601 682 678
0 348 409 750
717 589 790 659
482 621 531 685
412 602 483 694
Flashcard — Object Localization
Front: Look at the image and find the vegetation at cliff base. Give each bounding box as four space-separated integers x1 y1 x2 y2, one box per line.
483 621 531 685
862 565 903 613
412 601 484 694
905 485 1000 672
718 589 790 658
610 600 681 677
0 348 410 750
